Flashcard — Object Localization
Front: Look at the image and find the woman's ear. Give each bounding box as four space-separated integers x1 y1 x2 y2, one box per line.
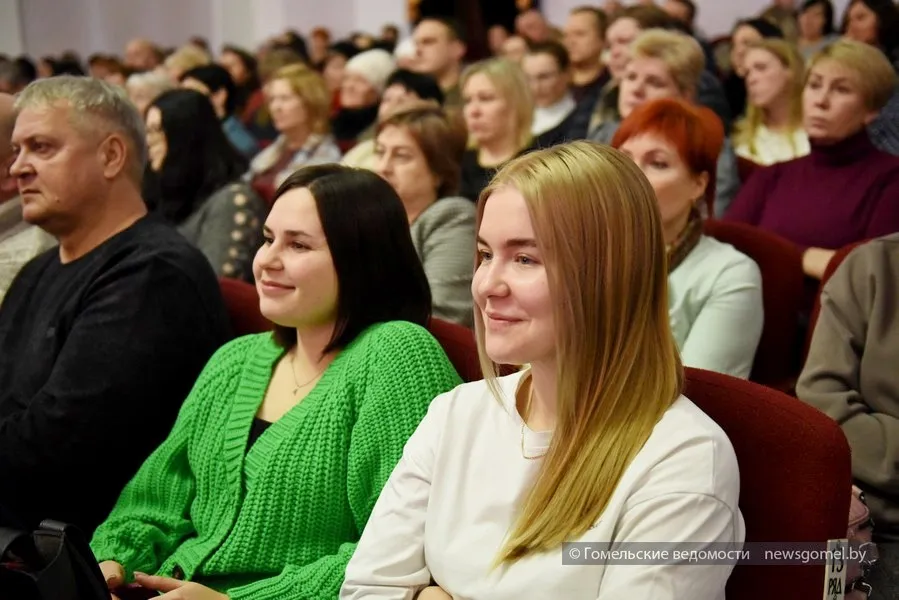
692 170 710 203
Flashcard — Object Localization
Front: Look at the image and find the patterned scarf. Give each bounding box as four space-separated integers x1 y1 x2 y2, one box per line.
667 208 703 273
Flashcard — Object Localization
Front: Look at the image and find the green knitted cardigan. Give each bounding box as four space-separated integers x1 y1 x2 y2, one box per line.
90 321 461 599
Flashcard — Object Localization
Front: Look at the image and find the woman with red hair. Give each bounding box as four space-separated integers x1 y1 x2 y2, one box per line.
613 98 763 378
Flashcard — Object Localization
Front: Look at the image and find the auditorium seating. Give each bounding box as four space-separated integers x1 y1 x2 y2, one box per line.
703 220 805 388
218 277 271 337
685 367 852 600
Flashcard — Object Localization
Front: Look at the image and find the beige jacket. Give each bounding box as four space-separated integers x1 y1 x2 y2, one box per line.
797 233 899 540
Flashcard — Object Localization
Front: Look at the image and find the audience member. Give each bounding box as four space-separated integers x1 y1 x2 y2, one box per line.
0 59 34 95
663 0 697 30
516 9 554 44
602 0 625 16
589 30 740 216
563 7 611 105
163 44 211 82
342 69 444 169
246 65 341 202
142 89 265 282
92 164 461 599
734 39 809 166
523 42 575 143
374 103 474 326
614 99 763 377
594 5 732 132
125 70 175 116
218 45 263 124
309 26 332 70
36 56 54 79
725 40 899 279
841 0 899 67
797 0 838 59
724 18 784 119
255 47 308 143
459 58 535 202
124 38 161 73
605 4 671 82
270 30 311 65
322 41 359 100
487 24 510 55
0 76 231 533
181 64 260 159
797 234 899 599
333 49 395 152
188 35 210 53
761 0 801 42
342 141 743 599
381 24 401 50
0 93 55 304
412 18 467 108
499 35 529 63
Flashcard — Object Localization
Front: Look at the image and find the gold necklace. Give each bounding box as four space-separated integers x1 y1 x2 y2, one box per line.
290 352 325 396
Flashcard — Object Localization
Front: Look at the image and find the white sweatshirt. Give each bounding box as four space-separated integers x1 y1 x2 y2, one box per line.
341 370 745 600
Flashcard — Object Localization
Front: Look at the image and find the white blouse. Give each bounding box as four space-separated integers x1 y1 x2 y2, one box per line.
735 125 810 166
341 370 745 600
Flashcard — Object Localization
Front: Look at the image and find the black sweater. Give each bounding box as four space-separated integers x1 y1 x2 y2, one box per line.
0 215 232 534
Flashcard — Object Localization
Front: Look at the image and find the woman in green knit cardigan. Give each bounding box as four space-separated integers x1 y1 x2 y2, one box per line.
91 165 463 600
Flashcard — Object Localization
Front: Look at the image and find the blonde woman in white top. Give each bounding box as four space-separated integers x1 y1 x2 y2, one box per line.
341 142 744 600
735 39 810 166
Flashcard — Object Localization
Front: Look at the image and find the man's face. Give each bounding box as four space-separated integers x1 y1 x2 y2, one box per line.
125 41 158 72
413 20 461 77
9 103 105 232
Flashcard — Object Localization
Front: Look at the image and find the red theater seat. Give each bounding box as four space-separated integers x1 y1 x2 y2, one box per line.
684 367 852 600
703 220 804 388
218 277 271 338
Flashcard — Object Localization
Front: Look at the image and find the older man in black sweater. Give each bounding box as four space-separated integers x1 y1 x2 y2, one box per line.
0 76 232 535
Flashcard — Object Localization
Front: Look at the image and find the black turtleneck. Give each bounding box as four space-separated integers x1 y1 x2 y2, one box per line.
724 128 899 250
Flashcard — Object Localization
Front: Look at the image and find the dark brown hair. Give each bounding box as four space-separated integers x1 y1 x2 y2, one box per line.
269 164 432 351
377 103 467 198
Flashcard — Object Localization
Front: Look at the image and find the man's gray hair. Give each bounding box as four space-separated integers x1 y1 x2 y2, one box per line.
14 76 147 182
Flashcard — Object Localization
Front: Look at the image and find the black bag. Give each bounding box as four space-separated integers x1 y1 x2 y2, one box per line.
0 519 109 600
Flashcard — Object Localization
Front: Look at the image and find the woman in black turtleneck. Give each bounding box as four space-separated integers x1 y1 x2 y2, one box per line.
332 48 396 153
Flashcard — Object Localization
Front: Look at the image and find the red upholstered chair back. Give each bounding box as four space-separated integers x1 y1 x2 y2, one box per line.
803 240 866 362
218 277 271 338
684 367 852 599
426 318 520 382
427 318 484 382
703 220 804 387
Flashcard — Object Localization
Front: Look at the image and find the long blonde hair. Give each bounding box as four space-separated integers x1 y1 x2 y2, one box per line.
460 58 534 152
475 141 684 564
734 39 805 157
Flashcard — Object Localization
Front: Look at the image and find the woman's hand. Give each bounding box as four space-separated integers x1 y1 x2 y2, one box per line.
417 586 452 600
802 247 836 279
99 560 125 599
133 572 229 599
